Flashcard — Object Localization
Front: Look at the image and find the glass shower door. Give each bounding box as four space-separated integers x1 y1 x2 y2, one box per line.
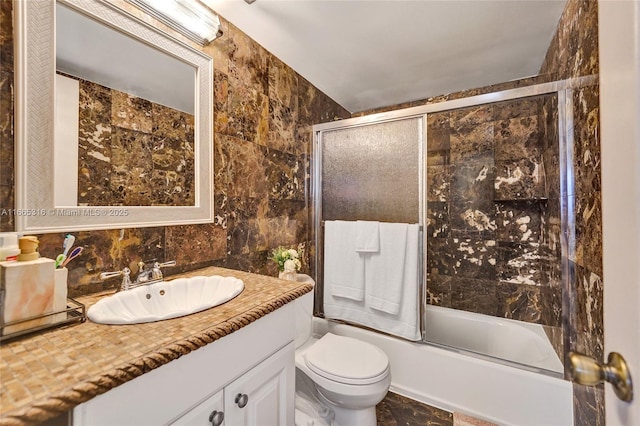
424 93 564 375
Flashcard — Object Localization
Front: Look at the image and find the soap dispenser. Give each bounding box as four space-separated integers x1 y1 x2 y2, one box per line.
17 236 40 261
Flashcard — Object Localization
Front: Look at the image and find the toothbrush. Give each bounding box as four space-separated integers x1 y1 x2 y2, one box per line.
62 234 75 257
61 246 83 268
56 234 76 268
55 253 66 269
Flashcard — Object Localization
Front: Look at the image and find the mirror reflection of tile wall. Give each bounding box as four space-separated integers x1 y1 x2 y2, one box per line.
62 74 196 207
425 94 562 338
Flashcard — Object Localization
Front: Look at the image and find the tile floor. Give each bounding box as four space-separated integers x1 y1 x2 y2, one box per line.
376 392 499 426
376 391 453 425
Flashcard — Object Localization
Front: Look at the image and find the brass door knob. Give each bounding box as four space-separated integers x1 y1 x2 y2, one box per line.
569 351 633 402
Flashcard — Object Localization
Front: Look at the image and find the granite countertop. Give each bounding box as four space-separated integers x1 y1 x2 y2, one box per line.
0 267 313 426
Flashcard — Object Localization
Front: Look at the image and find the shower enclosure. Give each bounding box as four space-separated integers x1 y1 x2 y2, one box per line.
313 78 596 377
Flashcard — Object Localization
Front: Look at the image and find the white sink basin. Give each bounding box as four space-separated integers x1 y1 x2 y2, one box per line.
87 275 244 325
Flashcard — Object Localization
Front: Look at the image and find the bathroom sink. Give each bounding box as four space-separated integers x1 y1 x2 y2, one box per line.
87 275 244 325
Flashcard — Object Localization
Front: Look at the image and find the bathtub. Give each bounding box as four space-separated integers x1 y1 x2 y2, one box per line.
424 305 564 374
313 316 573 426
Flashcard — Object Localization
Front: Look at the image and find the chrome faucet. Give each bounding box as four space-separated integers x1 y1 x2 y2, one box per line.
136 260 176 283
136 261 153 283
100 260 176 292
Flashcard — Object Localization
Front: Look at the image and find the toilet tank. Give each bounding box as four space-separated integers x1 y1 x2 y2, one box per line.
294 275 315 348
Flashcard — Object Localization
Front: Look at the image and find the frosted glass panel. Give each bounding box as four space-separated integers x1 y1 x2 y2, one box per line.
321 118 421 223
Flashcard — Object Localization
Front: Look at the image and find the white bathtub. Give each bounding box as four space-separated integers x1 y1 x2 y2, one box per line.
313 317 573 426
424 305 564 374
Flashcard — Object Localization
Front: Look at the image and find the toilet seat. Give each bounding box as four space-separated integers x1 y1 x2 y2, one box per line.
304 333 390 385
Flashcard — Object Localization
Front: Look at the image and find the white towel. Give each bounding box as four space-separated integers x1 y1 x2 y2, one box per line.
323 223 421 341
324 221 366 301
355 221 380 252
366 223 408 315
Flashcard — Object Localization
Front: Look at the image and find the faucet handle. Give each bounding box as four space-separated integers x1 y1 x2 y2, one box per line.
100 267 132 292
151 260 176 280
100 267 130 280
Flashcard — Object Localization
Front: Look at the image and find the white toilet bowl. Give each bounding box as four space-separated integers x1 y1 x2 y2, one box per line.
294 279 390 426
295 333 391 425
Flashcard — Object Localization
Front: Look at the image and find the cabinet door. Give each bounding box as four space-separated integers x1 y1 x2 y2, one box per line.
172 390 224 426
224 342 294 426
73 304 295 426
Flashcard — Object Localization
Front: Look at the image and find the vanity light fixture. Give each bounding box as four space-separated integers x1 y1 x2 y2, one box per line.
126 0 223 46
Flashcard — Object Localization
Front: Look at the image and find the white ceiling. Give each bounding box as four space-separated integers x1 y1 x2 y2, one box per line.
204 0 567 113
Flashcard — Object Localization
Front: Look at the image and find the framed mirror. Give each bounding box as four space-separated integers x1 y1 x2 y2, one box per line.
14 0 214 233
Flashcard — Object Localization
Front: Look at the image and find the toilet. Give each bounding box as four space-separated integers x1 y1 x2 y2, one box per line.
294 277 391 426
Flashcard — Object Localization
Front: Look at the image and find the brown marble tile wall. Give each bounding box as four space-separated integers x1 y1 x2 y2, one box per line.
0 0 14 232
540 0 603 423
0 2 349 296
425 94 562 330
72 76 196 206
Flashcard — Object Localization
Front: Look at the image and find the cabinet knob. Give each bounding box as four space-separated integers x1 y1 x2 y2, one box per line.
235 393 249 408
209 410 224 426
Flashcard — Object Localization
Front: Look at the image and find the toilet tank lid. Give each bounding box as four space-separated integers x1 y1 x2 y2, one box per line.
304 333 389 381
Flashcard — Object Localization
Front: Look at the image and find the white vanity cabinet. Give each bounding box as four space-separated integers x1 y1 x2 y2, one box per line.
173 343 293 426
173 390 224 426
223 343 293 425
73 303 295 426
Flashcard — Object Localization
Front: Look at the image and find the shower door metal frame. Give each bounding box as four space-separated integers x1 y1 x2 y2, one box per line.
312 114 427 317
312 75 597 376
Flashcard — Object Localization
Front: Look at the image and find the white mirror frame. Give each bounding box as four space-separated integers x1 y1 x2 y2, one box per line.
14 0 214 233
